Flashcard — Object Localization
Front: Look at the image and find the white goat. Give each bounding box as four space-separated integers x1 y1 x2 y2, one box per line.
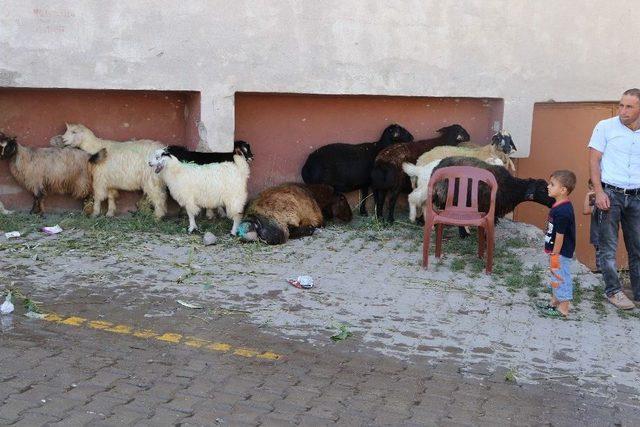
403 156 505 223
61 124 167 218
148 147 251 234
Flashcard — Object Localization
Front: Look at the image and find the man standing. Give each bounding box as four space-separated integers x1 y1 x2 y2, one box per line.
588 88 640 310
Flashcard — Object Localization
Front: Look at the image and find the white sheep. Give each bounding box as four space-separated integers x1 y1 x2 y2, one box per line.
148 147 251 234
416 143 513 173
61 124 167 218
403 156 505 223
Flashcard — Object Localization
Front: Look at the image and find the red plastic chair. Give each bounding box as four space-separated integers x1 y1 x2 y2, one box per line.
422 166 498 274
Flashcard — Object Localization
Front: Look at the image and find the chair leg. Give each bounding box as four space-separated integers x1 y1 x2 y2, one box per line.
435 224 444 259
423 219 432 268
486 223 495 274
478 227 485 259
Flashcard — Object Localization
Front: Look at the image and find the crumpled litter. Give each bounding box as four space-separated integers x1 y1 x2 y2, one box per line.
4 231 20 239
287 275 314 289
176 299 203 309
1 293 14 315
41 225 63 235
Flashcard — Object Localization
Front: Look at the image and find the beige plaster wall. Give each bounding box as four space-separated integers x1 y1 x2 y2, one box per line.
1 1 636 155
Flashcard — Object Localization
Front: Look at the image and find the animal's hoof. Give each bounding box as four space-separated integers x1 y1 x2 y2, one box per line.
106 212 115 217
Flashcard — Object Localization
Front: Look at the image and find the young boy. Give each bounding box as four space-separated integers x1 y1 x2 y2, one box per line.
583 179 600 271
544 170 577 317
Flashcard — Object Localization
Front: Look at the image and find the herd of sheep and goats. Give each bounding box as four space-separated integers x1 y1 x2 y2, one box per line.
0 123 554 245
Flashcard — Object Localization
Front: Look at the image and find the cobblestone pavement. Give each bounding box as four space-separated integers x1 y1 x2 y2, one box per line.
1 215 640 426
1 287 639 427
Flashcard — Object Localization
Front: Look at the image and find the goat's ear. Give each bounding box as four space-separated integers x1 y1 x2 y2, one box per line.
436 127 446 134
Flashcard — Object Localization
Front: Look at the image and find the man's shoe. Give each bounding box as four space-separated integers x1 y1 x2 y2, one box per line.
607 291 636 310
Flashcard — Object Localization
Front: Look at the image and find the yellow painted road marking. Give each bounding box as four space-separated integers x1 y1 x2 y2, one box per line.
105 324 132 334
88 320 113 330
133 329 158 339
44 313 64 322
40 312 282 361
61 316 86 326
234 348 258 358
184 337 208 348
257 352 281 360
156 333 182 343
207 342 231 352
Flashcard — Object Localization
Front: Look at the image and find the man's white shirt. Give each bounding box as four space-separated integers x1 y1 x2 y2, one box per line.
588 116 640 189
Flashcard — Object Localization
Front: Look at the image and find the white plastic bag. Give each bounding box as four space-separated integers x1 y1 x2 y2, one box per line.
41 225 63 235
1 292 14 315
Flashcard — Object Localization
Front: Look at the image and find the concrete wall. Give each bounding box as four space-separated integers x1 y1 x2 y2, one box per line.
235 93 502 196
0 88 199 213
1 1 638 155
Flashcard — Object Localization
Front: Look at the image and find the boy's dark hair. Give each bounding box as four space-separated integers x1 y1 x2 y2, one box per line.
551 170 576 194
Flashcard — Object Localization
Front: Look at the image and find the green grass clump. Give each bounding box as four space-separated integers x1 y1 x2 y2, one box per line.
590 284 607 317
450 258 466 272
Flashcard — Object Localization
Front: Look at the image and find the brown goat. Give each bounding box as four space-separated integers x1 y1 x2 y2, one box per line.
236 183 325 245
0 132 103 214
370 124 470 222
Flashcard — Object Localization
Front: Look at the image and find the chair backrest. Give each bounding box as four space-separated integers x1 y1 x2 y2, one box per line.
427 166 498 217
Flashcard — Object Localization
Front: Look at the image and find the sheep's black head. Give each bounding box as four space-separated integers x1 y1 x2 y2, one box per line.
380 124 414 145
0 132 18 160
491 130 517 154
331 192 353 223
234 140 254 163
525 179 555 207
237 215 286 245
437 124 471 144
148 148 171 174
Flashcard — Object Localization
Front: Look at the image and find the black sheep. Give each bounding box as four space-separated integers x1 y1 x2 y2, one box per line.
371 124 470 223
166 140 253 164
301 124 413 216
431 156 554 237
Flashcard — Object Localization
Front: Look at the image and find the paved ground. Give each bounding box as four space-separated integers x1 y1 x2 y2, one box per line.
1 213 639 426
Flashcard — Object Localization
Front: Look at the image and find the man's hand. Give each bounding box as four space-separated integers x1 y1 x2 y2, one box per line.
595 190 610 210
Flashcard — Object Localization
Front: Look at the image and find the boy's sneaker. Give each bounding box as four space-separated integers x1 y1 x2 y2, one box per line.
607 291 635 310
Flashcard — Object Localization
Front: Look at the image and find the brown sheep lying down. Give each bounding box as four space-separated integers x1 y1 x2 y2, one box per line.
237 183 352 245
0 132 104 214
